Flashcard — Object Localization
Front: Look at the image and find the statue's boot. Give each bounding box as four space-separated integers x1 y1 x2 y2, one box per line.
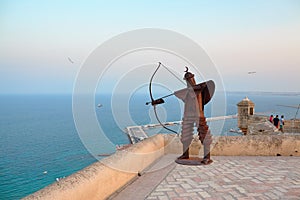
201 157 213 165
201 134 213 165
178 147 189 159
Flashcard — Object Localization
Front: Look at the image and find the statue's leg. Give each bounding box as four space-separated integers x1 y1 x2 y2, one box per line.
198 117 213 164
178 117 194 159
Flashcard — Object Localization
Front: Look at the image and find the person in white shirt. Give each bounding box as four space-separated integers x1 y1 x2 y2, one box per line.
279 115 285 132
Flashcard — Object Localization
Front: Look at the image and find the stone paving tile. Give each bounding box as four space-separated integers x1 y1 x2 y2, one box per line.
146 156 300 200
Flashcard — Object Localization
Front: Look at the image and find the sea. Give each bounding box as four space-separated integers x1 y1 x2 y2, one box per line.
1 92 300 199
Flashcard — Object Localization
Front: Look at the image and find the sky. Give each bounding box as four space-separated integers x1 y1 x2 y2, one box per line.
0 0 300 94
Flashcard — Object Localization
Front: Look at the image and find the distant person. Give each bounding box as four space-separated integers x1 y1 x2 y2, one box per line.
269 115 274 123
279 115 285 132
273 115 280 129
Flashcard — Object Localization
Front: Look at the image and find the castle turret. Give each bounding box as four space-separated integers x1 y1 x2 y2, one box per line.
237 97 255 135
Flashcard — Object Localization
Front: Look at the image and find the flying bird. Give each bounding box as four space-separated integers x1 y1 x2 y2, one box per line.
97 104 103 108
248 71 256 75
67 57 74 64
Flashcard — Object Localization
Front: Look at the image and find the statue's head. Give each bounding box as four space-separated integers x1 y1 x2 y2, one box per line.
184 67 196 86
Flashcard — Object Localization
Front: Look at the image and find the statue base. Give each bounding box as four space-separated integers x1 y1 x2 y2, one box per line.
175 157 213 165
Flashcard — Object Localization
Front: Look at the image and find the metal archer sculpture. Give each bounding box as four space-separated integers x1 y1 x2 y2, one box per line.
146 62 215 165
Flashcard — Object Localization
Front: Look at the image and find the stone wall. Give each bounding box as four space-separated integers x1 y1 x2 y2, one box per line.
164 134 300 157
211 135 300 156
24 134 165 200
247 115 276 135
245 116 300 134
25 134 300 200
284 119 300 133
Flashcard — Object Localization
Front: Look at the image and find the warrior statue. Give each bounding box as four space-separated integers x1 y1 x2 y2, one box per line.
174 67 215 165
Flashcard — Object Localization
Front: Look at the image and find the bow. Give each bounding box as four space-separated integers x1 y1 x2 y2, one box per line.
146 62 185 134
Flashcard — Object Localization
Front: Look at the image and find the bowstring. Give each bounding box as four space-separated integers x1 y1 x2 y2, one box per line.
159 62 186 86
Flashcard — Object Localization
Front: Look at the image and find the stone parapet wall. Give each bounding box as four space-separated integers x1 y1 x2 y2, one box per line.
284 119 300 133
247 115 276 135
164 134 300 157
211 135 300 156
24 134 165 200
248 115 268 124
25 134 300 200
246 116 300 134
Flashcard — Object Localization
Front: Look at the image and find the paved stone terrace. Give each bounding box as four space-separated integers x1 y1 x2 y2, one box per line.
112 156 300 200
